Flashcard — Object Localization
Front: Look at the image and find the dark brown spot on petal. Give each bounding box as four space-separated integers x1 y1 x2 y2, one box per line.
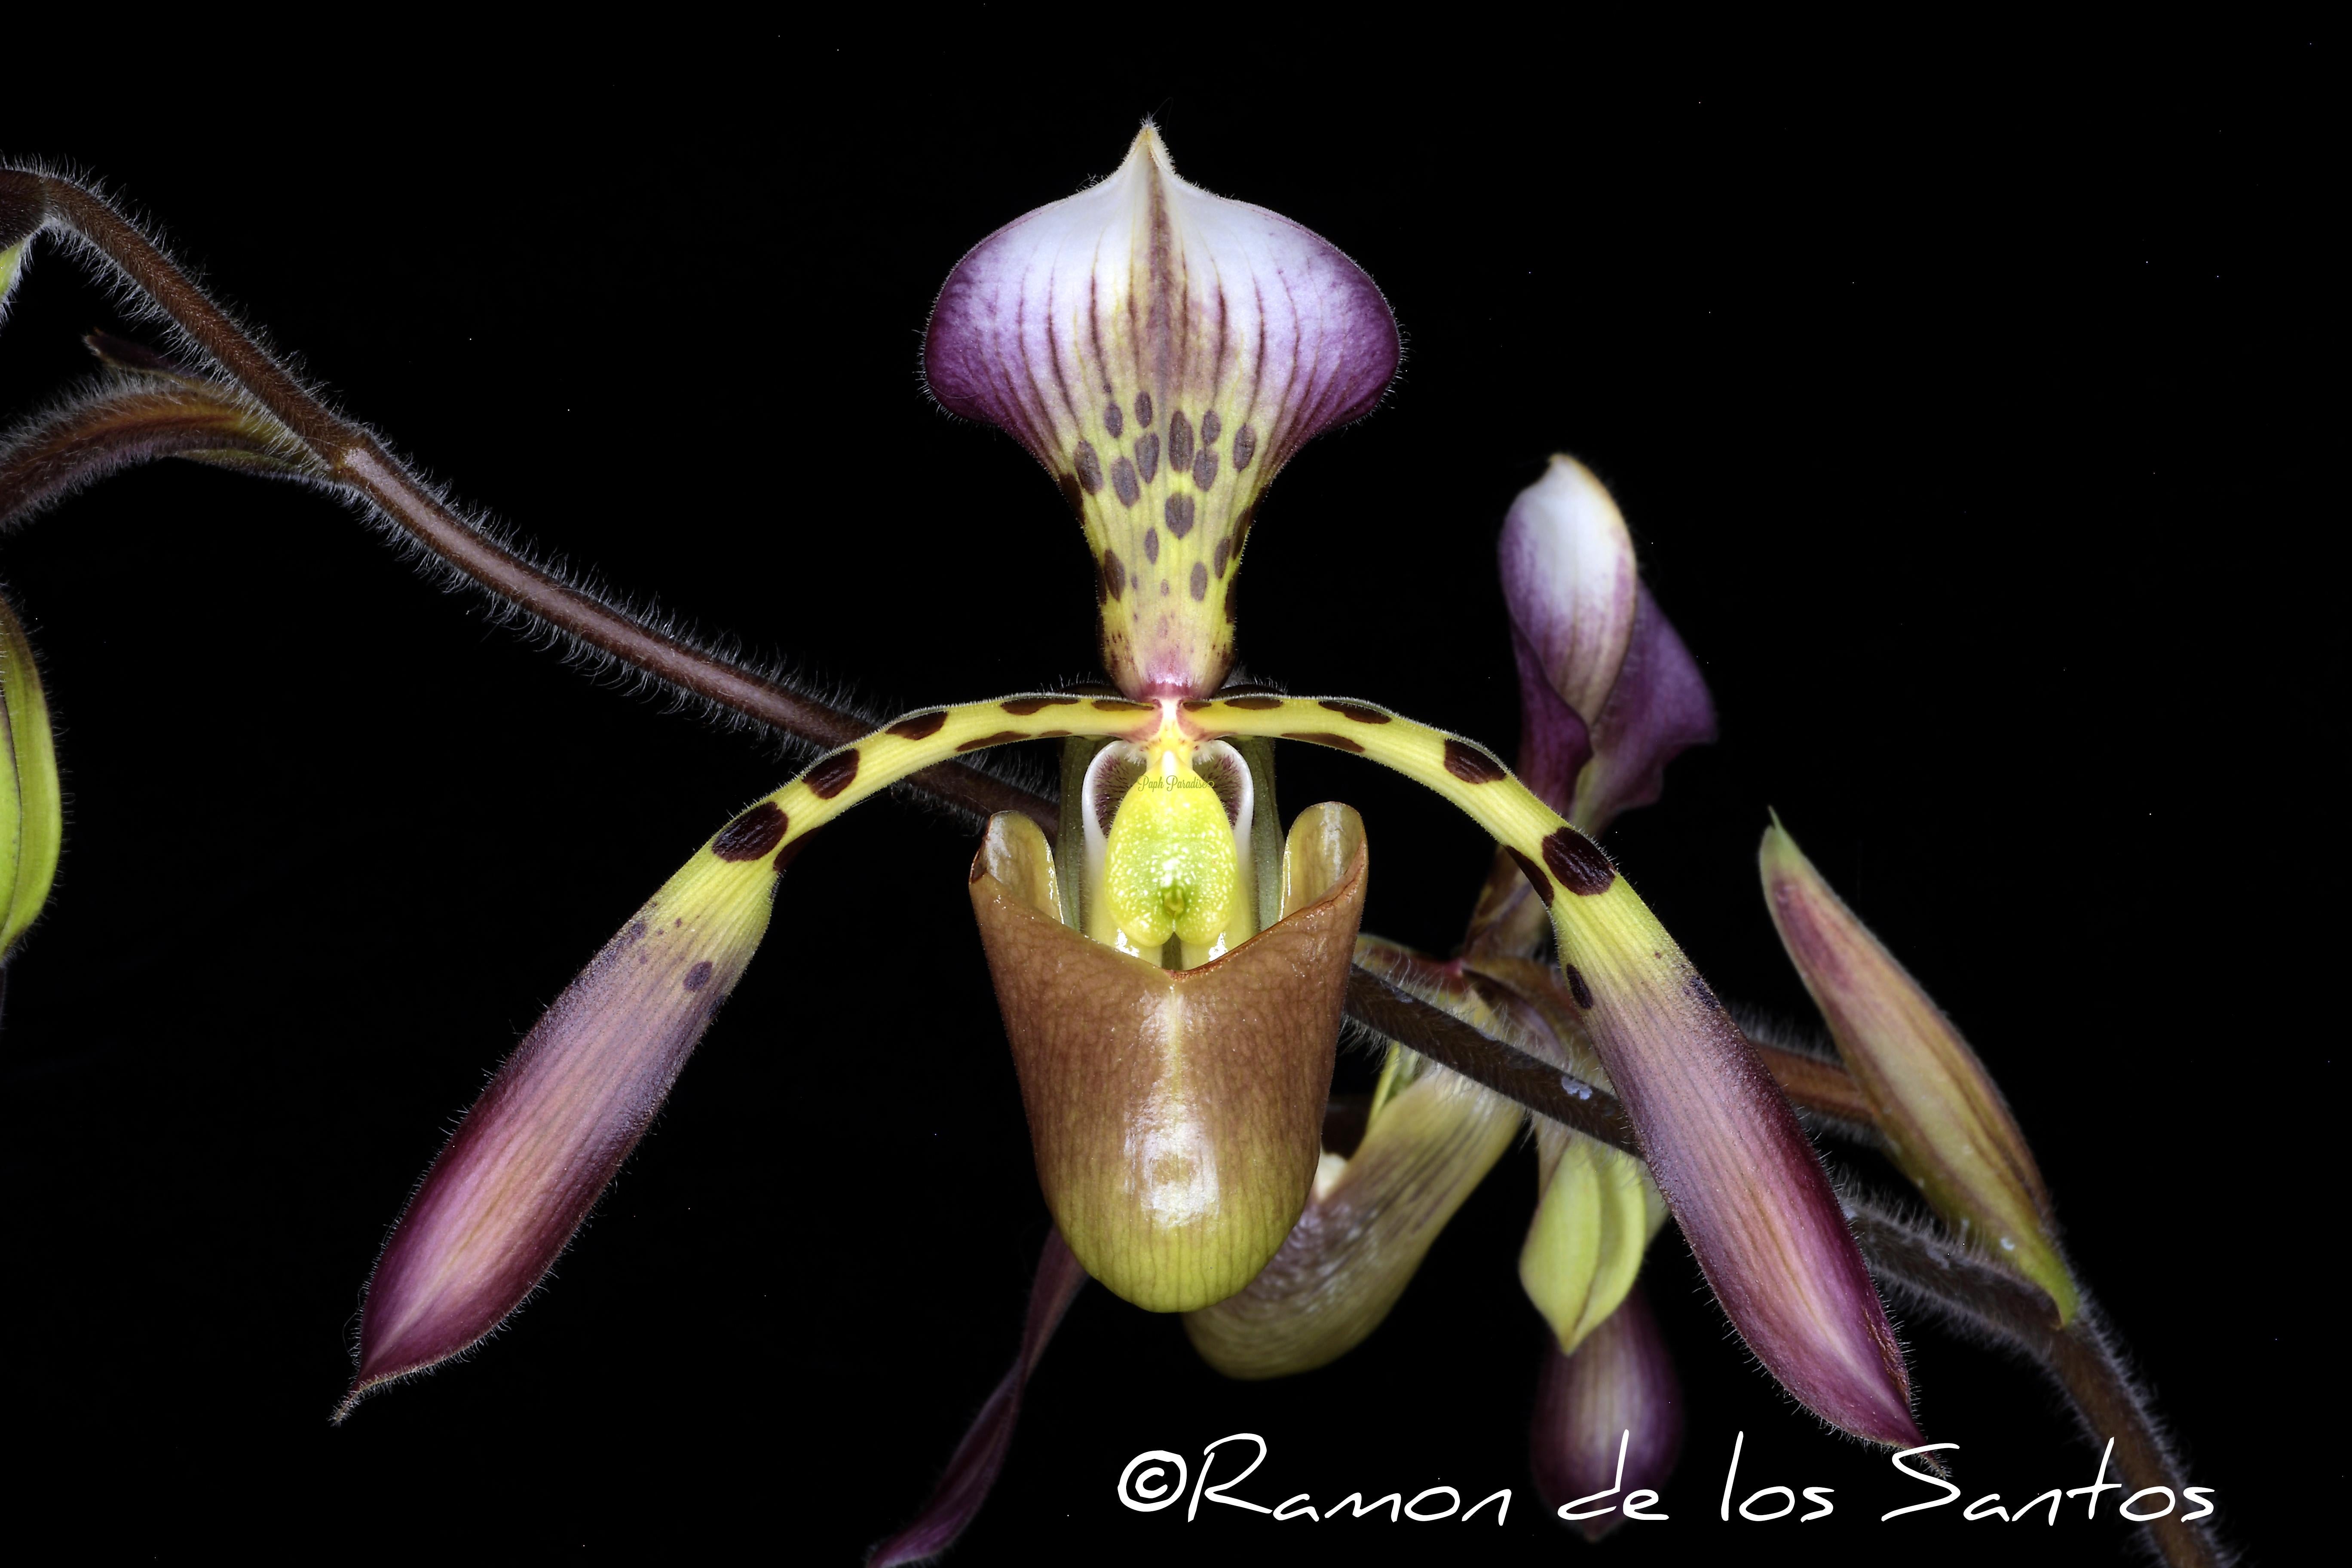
1167 410 1194 475
1057 471 1084 520
1104 401 1124 438
1563 963 1595 1009
1101 550 1126 601
1134 392 1154 427
624 919 649 945
1111 456 1140 506
956 729 1030 753
1505 848 1553 905
1225 577 1240 623
1159 579 1170 597
1143 527 1159 564
1232 423 1257 471
999 696 1080 715
775 839 805 872
1164 493 1195 539
682 960 715 992
712 802 787 861
805 749 861 799
1212 535 1231 577
1540 827 1616 896
1190 562 1209 600
1442 738 1507 783
1319 701 1391 724
1073 441 1103 494
1091 697 1153 712
1198 410 1221 448
1686 973 1724 1013
1283 731 1366 753
1235 505 1256 545
1222 695 1285 710
1135 430 1160 482
888 710 948 740
1192 448 1219 489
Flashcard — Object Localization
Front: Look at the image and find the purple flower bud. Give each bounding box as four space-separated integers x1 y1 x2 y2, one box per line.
927 127 1400 699
1500 456 1715 833
1531 1283 1683 1542
340 850 778 1416
1762 818 2079 1323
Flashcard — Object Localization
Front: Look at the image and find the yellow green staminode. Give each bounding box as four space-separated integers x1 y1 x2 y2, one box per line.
1102 747 1241 951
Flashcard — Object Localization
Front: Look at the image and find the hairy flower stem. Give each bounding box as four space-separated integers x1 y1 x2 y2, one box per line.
0 169 1052 834
1848 1200 2226 1568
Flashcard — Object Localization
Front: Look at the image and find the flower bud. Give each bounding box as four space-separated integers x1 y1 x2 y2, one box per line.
927 128 1400 699
1761 818 2079 1324
1531 1283 1683 1542
968 804 1367 1312
0 593 61 960
1499 456 1715 834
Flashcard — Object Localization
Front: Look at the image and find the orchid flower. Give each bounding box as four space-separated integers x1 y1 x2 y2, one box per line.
0 114 2245 1568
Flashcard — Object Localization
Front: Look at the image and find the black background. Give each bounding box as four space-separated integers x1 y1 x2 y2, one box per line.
0 29 2324 1565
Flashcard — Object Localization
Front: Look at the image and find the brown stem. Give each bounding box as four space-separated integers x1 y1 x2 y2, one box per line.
1342 964 1639 1154
1848 1200 2227 1568
4 170 1054 836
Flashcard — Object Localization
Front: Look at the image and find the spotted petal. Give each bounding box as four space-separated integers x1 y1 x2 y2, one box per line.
927 127 1400 698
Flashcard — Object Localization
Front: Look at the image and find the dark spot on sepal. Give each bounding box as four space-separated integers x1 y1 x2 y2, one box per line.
1442 738 1507 783
1168 410 1194 475
712 802 787 861
1001 696 1080 715
1232 424 1257 471
1104 401 1124 438
1320 701 1390 725
1199 410 1222 448
1143 527 1160 564
1091 698 1152 712
1505 848 1553 904
1073 441 1104 494
682 960 716 993
1540 827 1615 896
1190 562 1209 601
1135 431 1160 481
889 711 948 740
1134 392 1155 427
1057 471 1084 521
1101 550 1126 601
805 749 861 799
1284 731 1366 754
1563 963 1595 1009
956 730 1030 753
1164 493 1195 539
1222 695 1284 710
1112 457 1141 506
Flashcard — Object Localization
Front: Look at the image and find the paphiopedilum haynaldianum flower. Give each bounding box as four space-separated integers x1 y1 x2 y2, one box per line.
0 126 2232 1568
295 126 1914 1443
